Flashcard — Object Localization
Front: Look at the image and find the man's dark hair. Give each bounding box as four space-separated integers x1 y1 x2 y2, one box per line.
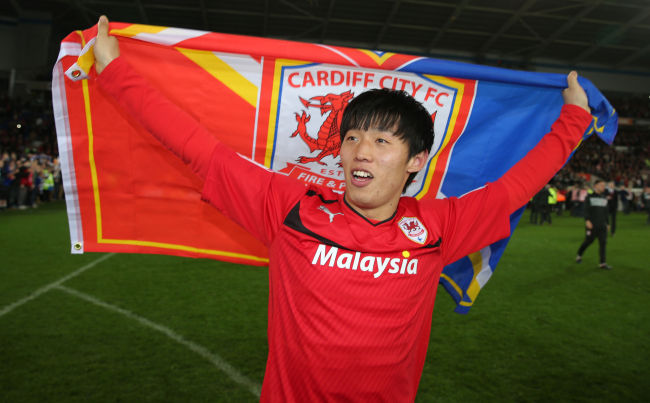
339 88 435 193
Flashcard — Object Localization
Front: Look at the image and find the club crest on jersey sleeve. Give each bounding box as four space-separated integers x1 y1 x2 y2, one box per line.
398 216 428 244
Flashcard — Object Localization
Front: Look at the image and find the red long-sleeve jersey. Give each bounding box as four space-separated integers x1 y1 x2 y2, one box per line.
98 57 592 402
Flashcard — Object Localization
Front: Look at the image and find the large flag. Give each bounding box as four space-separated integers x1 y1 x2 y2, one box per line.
53 22 617 313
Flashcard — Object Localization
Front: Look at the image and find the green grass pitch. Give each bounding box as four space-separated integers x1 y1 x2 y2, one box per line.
1 201 648 402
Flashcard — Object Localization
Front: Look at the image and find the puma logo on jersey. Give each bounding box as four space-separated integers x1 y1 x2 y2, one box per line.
318 205 344 223
311 244 418 278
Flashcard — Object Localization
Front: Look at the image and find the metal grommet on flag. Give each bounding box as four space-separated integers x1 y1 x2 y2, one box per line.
64 37 96 81
65 61 90 81
70 242 83 254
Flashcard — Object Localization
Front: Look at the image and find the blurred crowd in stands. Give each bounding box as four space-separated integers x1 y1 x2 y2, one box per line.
0 88 649 224
533 92 650 225
606 94 650 118
0 91 63 209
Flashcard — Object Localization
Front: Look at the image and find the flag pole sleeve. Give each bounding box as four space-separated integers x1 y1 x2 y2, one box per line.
498 104 592 213
96 56 217 180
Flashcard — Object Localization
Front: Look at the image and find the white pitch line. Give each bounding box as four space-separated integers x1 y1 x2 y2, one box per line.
0 253 115 318
55 284 262 398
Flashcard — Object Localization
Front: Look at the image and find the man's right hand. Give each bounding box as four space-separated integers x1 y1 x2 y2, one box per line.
585 219 593 230
94 15 120 74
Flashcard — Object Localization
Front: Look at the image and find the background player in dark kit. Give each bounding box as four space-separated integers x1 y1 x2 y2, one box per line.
576 180 612 269
92 16 593 402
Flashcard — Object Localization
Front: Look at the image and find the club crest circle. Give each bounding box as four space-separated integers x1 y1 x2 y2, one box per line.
398 216 428 244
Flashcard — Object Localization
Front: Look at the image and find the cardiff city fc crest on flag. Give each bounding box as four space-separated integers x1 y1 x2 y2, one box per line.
266 62 466 198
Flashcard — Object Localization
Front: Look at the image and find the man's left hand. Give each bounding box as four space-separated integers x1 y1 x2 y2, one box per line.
562 71 590 114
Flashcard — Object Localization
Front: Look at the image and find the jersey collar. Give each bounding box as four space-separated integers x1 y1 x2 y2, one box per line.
342 194 398 227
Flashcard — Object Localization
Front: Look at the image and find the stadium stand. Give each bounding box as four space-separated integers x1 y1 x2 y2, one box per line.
0 89 648 213
551 94 649 215
0 91 62 210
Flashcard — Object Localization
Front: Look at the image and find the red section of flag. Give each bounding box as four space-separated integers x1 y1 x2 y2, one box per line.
60 32 269 264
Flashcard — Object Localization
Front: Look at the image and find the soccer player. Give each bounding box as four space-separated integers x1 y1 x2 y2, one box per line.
93 16 593 402
576 180 612 269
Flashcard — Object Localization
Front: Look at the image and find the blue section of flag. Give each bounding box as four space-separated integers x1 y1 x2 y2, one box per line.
440 207 525 314
398 58 617 313
401 58 617 144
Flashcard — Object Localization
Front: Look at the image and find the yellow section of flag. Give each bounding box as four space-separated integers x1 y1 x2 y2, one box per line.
110 24 167 38
177 48 258 108
358 49 397 66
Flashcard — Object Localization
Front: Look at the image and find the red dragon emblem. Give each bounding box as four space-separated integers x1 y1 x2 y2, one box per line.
402 221 421 233
290 90 354 165
398 216 427 244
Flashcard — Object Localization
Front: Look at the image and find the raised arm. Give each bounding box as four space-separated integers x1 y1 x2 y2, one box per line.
92 16 307 244
498 71 593 213
434 73 593 265
93 16 216 180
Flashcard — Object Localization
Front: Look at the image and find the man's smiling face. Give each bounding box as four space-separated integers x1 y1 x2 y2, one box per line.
341 127 427 221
